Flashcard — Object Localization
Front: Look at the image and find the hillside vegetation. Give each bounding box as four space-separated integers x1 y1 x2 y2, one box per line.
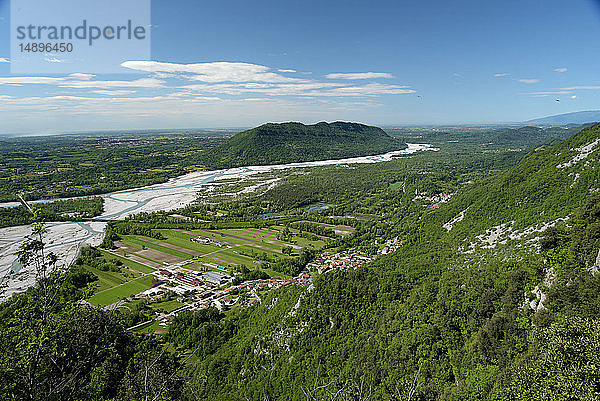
204 121 402 168
177 123 600 399
3 124 600 399
0 197 104 228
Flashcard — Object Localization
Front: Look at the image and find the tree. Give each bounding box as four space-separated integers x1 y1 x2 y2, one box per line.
500 315 600 401
119 338 184 401
0 209 131 400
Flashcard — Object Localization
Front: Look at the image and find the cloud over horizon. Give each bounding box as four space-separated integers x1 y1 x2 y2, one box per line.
325 72 394 80
0 61 414 99
0 60 416 134
121 61 306 83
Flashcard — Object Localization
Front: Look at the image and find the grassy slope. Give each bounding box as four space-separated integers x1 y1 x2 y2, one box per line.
88 275 155 306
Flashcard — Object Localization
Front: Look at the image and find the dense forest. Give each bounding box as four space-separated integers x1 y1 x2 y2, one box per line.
203 121 402 168
0 197 103 228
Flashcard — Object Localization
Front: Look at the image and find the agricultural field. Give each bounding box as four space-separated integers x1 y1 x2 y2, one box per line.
0 131 231 202
88 275 155 307
125 226 328 270
82 224 335 306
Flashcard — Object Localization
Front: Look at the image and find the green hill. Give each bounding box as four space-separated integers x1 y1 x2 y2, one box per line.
204 121 402 168
432 122 600 244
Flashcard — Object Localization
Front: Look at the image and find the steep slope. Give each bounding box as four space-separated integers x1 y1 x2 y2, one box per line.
489 125 578 145
433 122 600 251
204 121 402 168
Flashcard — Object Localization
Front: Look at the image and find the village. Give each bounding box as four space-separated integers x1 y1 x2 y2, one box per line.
119 240 402 334
82 222 404 334
307 250 374 274
123 265 314 331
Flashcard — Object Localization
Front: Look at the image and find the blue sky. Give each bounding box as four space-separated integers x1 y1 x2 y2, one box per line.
1 0 600 134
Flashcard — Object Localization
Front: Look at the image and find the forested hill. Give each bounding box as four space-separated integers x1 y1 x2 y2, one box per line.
203 121 402 168
427 122 600 247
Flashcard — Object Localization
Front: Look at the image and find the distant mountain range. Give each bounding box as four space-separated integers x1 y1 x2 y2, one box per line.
204 121 402 168
525 110 600 125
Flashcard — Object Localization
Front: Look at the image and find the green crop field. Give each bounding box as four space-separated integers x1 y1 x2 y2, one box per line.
85 266 132 292
198 247 257 266
155 230 225 254
122 237 194 259
86 224 327 309
88 275 155 307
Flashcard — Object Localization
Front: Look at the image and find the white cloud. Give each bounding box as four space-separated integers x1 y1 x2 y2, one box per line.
91 90 137 96
310 83 414 96
526 85 600 98
121 61 306 83
181 81 341 96
180 81 413 97
494 73 509 77
0 75 164 89
44 57 64 63
0 67 413 99
562 85 600 90
151 72 178 79
0 76 66 85
517 78 540 84
554 67 568 73
0 61 416 132
0 58 9 63
523 90 572 96
325 72 394 80
2 60 412 98
59 78 164 89
68 73 95 80
278 69 296 73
